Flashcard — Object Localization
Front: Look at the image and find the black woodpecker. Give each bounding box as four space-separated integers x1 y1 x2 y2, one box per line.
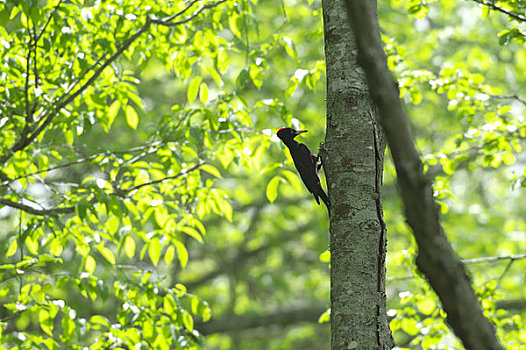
276 127 331 215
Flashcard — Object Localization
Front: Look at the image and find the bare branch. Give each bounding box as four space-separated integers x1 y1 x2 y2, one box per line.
157 0 201 23
388 253 526 281
151 0 227 27
24 38 33 123
490 93 526 106
461 253 526 264
470 0 526 22
0 198 74 217
119 161 205 195
0 140 182 187
196 303 327 335
1 161 203 216
34 0 64 44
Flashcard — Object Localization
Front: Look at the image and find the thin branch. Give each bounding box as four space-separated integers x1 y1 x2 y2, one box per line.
470 0 526 22
461 253 526 264
151 0 227 27
0 198 74 217
34 0 64 44
56 52 109 107
24 38 33 123
1 161 204 216
388 253 526 281
490 93 526 106
119 161 205 195
196 303 327 335
157 0 201 23
0 141 179 187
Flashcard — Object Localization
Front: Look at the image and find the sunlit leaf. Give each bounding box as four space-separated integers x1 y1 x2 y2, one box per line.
164 244 175 264
107 100 121 131
39 309 53 336
125 105 139 129
181 226 202 242
266 176 281 203
149 238 161 266
124 235 135 259
85 255 96 273
187 76 202 103
97 245 116 265
174 240 188 268
201 164 221 178
6 238 17 258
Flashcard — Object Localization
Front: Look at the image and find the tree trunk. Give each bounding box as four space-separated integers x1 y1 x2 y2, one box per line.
322 0 393 349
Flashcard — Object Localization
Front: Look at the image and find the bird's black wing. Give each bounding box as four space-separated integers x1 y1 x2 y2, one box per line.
292 143 321 199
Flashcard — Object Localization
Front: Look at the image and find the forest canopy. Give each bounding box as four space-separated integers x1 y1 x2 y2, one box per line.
0 0 525 349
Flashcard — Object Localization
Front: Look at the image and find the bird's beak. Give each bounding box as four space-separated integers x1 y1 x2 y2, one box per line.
295 130 308 136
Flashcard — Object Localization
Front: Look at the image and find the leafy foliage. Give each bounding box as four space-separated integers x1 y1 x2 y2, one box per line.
0 0 525 348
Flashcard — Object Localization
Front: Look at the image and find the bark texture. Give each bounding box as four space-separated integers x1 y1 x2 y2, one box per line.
322 0 393 348
343 0 503 349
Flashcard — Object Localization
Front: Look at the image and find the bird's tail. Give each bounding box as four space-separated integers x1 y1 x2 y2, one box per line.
319 188 331 216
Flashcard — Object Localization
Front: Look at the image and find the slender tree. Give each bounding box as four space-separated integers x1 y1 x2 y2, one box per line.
322 0 393 348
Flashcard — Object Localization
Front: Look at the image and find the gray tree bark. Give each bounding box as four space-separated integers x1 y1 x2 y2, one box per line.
321 0 393 349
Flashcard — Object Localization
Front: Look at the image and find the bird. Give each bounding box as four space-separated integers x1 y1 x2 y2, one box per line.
276 127 331 215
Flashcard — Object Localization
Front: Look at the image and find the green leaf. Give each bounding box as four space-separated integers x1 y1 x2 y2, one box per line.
249 64 264 89
0 6 11 26
318 309 330 324
181 226 202 242
218 148 234 168
85 255 96 273
164 245 175 264
124 235 135 259
199 82 209 104
187 76 202 103
285 76 299 99
417 298 436 315
502 151 515 165
266 176 281 203
401 318 419 336
174 240 188 268
97 245 115 265
236 68 250 89
319 249 331 263
64 129 74 145
149 238 161 266
282 170 302 192
6 238 17 258
216 48 228 74
282 36 298 60
125 105 139 129
201 164 221 178
182 310 194 331
61 315 75 342
90 315 110 328
107 100 121 131
39 309 53 336
107 216 119 235
154 206 169 228
228 13 242 39
219 198 232 222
